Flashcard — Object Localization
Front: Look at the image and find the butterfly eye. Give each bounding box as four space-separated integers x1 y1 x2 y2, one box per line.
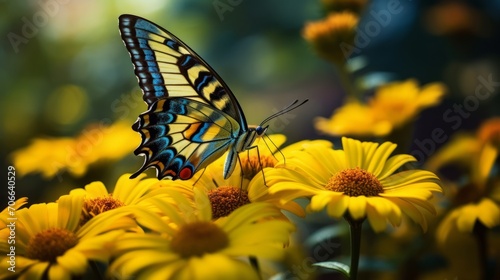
255 125 268 135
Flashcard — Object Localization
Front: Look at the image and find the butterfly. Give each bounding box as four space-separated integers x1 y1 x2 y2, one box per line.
119 14 306 180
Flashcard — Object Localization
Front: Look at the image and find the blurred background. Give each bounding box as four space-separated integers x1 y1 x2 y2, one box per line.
1 0 500 278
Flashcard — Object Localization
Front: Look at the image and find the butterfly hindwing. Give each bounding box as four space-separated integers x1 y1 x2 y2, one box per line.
131 97 242 180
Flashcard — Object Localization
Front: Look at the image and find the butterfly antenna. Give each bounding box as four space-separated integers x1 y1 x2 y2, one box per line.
259 99 309 126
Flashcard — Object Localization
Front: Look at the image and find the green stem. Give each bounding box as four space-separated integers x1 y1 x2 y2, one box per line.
89 260 103 280
337 65 360 99
345 215 363 280
249 256 261 279
472 221 489 280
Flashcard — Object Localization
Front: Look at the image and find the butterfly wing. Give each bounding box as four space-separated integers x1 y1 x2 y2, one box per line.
118 14 249 180
118 14 247 126
132 97 242 180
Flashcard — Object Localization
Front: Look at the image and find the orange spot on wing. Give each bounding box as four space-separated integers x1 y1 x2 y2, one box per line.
183 122 202 139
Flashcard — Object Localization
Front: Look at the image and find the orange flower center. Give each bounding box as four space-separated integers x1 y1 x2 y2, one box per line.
240 154 277 179
208 186 250 219
81 195 125 225
170 222 229 258
26 228 78 262
327 167 384 197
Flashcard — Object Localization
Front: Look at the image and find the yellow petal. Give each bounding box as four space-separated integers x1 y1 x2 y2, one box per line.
343 137 364 168
47 264 71 280
378 154 417 180
191 255 259 280
456 205 478 232
56 250 87 274
310 192 342 210
325 195 349 217
366 141 397 176
348 196 367 219
83 182 109 197
417 82 446 107
473 143 497 188
365 204 387 232
22 262 51 280
477 199 500 228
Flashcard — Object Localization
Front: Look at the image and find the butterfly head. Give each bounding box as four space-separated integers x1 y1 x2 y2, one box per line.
255 125 268 136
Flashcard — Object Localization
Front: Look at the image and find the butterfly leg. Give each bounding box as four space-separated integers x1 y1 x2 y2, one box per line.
244 144 269 188
235 152 245 200
192 168 207 187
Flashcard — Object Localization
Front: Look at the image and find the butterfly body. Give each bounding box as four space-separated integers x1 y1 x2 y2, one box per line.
119 14 266 180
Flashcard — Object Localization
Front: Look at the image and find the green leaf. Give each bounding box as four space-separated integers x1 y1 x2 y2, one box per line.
313 261 350 279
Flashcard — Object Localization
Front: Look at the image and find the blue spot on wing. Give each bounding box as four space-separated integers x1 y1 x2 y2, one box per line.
146 125 167 139
156 148 175 161
180 55 194 67
190 123 211 142
155 112 176 124
165 39 179 50
195 72 214 93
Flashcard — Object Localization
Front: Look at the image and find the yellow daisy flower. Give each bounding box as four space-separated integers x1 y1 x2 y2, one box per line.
0 195 136 279
303 12 359 63
11 120 138 178
109 189 294 280
69 173 178 225
315 79 446 137
266 137 442 232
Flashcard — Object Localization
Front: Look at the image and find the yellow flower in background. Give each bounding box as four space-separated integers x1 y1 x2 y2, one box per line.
266 137 442 232
315 79 446 137
11 120 138 178
437 198 500 245
370 79 446 128
11 138 78 178
190 134 304 220
303 12 359 63
427 118 500 244
315 100 392 137
426 117 499 204
109 189 294 280
0 195 136 280
426 133 497 190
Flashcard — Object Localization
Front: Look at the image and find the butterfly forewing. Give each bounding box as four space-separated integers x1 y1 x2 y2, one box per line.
119 14 247 125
